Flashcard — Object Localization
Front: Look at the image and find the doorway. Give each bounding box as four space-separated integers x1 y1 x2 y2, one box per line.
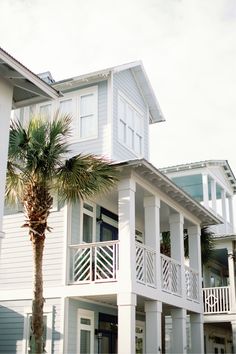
98 313 117 354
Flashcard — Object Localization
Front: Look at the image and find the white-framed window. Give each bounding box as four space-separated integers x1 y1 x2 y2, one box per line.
77 309 94 354
78 87 98 140
23 307 53 354
136 320 145 354
81 202 96 243
118 91 144 156
39 103 52 120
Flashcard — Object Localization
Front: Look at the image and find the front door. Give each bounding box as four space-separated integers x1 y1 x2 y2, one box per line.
98 313 117 354
213 344 226 354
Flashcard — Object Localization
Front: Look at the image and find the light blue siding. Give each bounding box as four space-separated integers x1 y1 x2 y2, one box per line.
113 69 149 161
0 298 61 354
0 206 65 290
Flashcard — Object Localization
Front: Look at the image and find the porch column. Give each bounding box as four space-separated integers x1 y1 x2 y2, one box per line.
144 300 162 354
118 178 136 291
227 246 236 311
189 313 204 354
169 213 185 299
171 308 187 354
228 196 234 231
143 196 161 292
202 174 209 208
0 79 13 248
221 189 227 231
231 320 236 354
117 293 136 354
188 225 202 303
210 179 217 212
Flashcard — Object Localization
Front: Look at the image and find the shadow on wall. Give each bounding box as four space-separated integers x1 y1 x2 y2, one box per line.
0 304 60 353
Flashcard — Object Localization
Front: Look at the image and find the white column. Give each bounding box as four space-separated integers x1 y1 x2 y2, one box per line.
0 79 13 247
117 293 136 354
189 313 204 354
228 247 236 311
210 179 217 212
169 213 185 298
144 300 162 354
118 178 136 292
188 225 202 303
171 308 187 354
231 320 236 354
202 174 209 208
228 196 234 231
221 189 227 231
144 196 161 292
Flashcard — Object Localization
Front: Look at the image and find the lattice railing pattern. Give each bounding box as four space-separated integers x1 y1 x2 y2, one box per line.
161 254 181 295
203 286 231 313
136 242 156 288
70 241 119 283
185 266 199 301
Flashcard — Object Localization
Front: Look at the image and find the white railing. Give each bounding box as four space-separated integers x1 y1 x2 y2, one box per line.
185 266 199 302
136 242 156 288
203 286 231 314
70 241 119 283
161 254 181 296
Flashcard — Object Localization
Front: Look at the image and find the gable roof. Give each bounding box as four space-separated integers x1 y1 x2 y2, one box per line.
53 61 165 124
160 160 236 194
0 47 60 108
116 159 222 227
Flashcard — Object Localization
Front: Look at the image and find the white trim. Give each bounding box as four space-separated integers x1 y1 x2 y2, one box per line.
107 73 113 157
22 306 53 354
80 201 97 244
77 309 94 354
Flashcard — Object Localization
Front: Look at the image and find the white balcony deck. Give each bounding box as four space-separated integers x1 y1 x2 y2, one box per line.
203 286 231 314
69 241 200 303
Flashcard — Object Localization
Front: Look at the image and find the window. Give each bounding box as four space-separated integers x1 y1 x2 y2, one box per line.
39 103 52 120
118 92 144 155
81 202 96 243
23 307 52 354
77 309 94 354
79 87 98 139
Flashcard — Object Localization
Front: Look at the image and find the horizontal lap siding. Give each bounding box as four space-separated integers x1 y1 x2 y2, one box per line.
0 207 65 290
113 69 149 161
0 298 61 354
70 81 109 157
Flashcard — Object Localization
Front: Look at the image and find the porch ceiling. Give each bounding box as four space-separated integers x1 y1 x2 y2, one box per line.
116 159 223 227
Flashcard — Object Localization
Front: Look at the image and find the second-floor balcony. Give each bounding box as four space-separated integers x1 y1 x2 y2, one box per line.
203 286 231 314
69 240 200 303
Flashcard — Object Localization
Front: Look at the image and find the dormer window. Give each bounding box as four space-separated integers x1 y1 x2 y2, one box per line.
118 92 143 156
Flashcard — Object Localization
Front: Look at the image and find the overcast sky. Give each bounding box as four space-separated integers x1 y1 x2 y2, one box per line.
1 0 236 174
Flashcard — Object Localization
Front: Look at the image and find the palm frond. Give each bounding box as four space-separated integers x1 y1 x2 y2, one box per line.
5 161 24 205
8 120 28 160
55 154 118 203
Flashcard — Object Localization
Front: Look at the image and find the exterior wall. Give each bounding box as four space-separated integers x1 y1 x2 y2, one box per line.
112 69 149 161
0 298 61 354
0 78 13 238
0 205 66 290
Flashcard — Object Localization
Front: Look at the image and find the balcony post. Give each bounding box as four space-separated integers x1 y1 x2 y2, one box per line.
202 173 209 208
188 225 202 303
227 246 236 311
117 292 136 354
171 308 187 354
210 179 217 212
231 320 236 354
144 196 161 291
169 213 185 299
228 196 234 231
189 313 204 354
118 178 136 291
144 300 162 353
221 189 227 232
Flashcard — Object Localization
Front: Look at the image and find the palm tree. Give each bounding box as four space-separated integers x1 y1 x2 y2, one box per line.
6 113 118 353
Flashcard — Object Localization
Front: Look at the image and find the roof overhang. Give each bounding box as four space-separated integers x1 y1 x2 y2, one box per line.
0 47 61 108
160 160 236 194
116 159 223 227
53 61 165 124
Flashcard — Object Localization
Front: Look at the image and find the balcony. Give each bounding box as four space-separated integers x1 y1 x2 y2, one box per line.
203 286 231 314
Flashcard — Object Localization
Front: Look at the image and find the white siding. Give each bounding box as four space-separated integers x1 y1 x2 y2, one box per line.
0 207 65 290
0 298 61 354
113 69 149 161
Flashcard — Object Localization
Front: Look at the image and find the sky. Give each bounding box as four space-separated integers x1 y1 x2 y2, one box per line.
1 0 236 174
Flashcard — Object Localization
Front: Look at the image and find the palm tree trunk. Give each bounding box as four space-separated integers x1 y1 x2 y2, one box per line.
31 235 45 354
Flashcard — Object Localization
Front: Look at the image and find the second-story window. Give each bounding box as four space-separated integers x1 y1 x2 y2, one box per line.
118 92 144 156
82 202 96 243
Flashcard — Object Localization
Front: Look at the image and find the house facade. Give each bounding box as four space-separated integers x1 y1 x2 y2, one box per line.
161 161 236 354
0 63 221 354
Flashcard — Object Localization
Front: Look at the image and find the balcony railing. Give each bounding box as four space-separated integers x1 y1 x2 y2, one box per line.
136 242 156 288
203 286 231 314
161 254 181 296
185 265 199 302
70 241 119 283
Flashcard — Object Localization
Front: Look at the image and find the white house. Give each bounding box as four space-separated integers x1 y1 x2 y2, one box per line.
0 63 222 354
161 160 236 354
0 47 59 256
